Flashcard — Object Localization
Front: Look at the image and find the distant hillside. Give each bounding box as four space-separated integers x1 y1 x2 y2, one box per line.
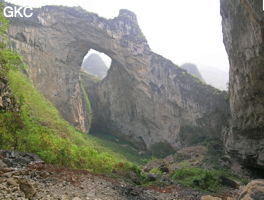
198 66 228 91
82 53 108 79
180 63 205 82
180 63 228 91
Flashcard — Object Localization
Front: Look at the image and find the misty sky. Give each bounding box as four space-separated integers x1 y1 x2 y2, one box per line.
7 0 229 72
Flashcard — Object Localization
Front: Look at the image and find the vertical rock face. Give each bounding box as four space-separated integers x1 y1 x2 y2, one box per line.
8 5 228 151
221 0 264 169
91 52 229 151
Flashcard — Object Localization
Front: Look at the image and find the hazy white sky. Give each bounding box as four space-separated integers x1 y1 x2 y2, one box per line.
7 0 229 72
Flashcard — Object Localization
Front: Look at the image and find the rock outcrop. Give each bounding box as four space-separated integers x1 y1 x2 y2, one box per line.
8 4 229 151
180 63 205 82
82 53 108 79
221 0 264 169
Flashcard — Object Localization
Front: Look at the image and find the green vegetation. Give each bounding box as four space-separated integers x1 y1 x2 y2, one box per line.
171 168 221 192
80 70 100 84
80 82 92 116
91 131 151 165
170 167 246 192
80 81 92 131
172 168 221 192
149 167 163 175
1 68 140 173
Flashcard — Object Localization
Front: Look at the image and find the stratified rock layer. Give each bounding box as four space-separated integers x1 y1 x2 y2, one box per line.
221 0 264 169
8 5 228 150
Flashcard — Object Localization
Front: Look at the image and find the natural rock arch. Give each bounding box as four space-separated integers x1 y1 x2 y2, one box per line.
8 6 147 132
8 5 228 151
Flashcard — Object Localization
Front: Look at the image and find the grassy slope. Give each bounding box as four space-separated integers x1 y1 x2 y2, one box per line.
0 66 140 173
91 131 151 165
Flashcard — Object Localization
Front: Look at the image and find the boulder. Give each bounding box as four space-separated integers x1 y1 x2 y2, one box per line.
18 178 36 200
201 195 222 200
7 177 18 186
219 176 239 189
0 159 7 168
238 180 264 200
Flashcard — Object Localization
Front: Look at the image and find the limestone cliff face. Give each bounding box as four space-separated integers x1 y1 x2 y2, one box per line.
91 54 229 151
8 5 228 150
221 0 264 169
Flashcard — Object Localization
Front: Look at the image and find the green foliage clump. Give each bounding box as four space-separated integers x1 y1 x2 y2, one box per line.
149 167 163 175
171 167 239 192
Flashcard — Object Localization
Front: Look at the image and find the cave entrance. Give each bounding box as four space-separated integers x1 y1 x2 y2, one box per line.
81 49 112 80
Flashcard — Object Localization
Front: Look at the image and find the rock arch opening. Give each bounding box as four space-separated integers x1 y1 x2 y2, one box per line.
81 49 112 80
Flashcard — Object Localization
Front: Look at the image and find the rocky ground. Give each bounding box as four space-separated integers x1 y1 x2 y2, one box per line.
0 150 262 200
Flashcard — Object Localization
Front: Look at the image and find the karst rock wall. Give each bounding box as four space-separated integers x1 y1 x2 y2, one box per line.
8 4 228 150
221 0 264 169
